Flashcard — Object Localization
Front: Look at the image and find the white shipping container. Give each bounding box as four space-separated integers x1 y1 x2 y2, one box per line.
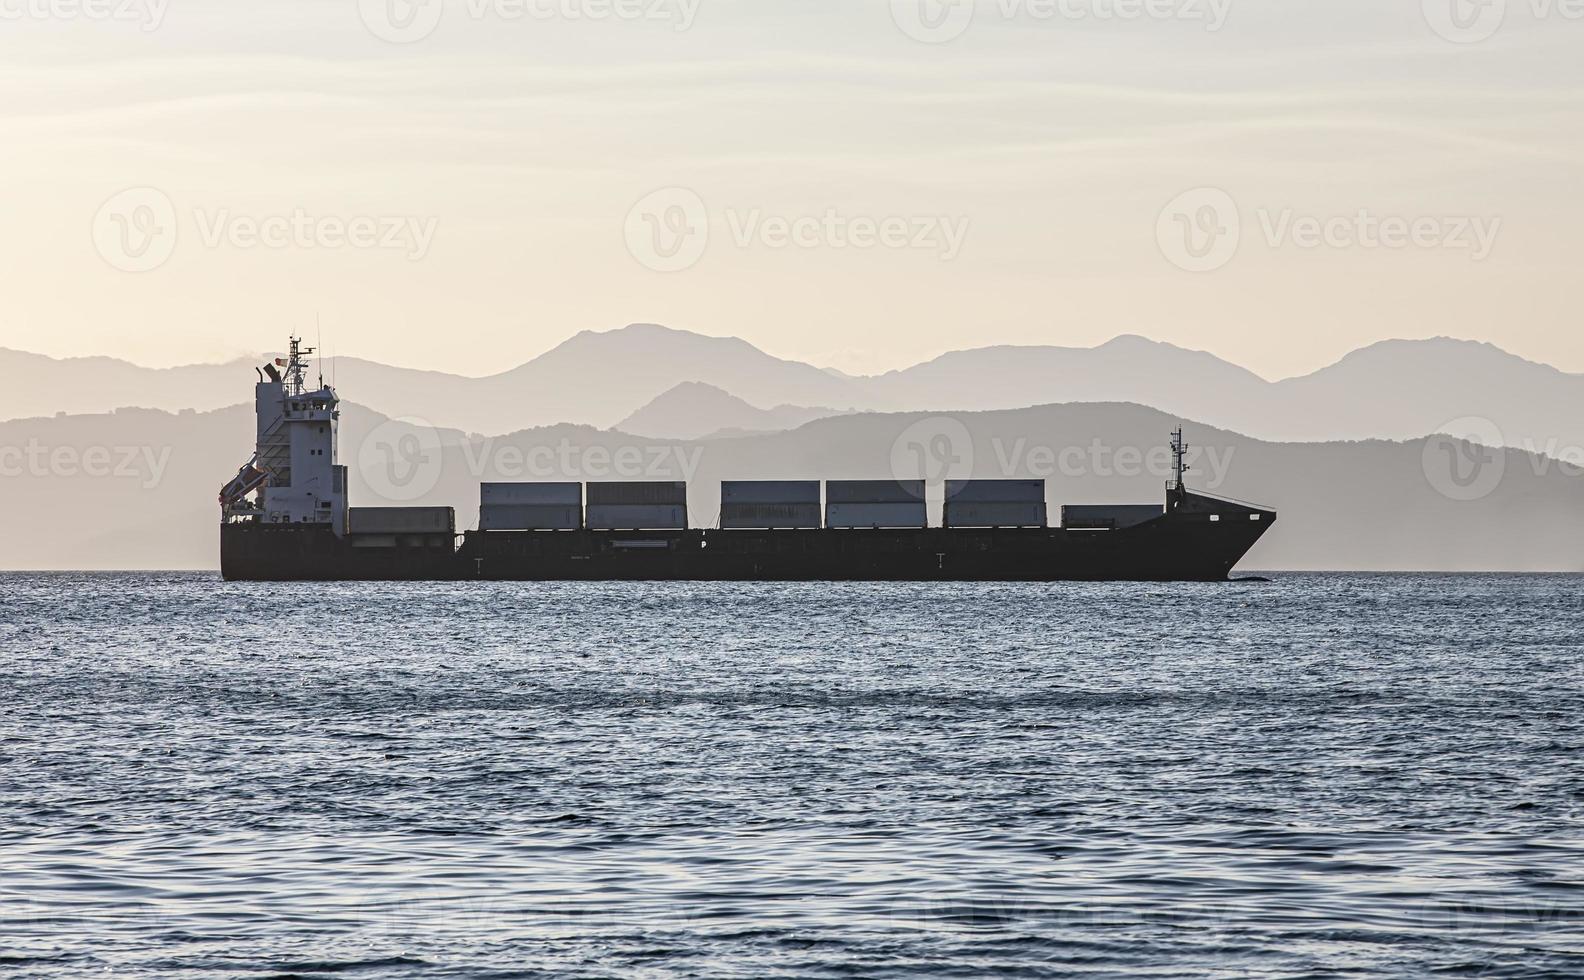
348 507 455 534
825 480 925 504
825 502 927 529
1061 504 1164 529
943 502 1048 528
721 480 820 504
945 479 1045 503
721 502 821 529
586 504 687 530
480 482 580 506
478 504 581 531
586 482 687 506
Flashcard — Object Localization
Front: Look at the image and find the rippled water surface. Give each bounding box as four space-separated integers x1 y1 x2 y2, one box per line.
2 573 1582 978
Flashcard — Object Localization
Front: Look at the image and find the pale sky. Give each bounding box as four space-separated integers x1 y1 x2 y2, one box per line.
0 0 1580 379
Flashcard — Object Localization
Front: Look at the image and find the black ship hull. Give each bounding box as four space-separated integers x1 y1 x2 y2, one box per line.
221 494 1274 583
218 345 1275 584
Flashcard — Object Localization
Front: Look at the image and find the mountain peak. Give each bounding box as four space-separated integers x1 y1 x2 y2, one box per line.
616 380 843 441
666 380 736 397
1298 336 1572 382
546 322 765 360
1097 333 1160 349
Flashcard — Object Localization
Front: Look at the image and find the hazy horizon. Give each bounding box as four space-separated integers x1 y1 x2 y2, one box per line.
3 324 1579 384
3 1 1581 378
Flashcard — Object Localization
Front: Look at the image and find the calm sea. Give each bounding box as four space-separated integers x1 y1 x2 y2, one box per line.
1 573 1581 978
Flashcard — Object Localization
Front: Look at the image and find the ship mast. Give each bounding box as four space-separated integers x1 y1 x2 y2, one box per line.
1170 425 1190 494
284 336 317 396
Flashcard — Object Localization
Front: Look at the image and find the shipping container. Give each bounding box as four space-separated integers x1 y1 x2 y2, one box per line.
943 502 1048 528
721 502 822 529
826 501 927 529
348 506 455 535
1061 504 1164 530
945 479 1045 503
480 482 580 506
585 504 688 530
721 480 820 505
478 504 581 531
586 482 687 506
825 480 925 504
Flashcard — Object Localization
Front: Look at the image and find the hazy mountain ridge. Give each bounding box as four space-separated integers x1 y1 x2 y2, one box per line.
615 382 848 441
3 326 1579 455
1 400 1578 572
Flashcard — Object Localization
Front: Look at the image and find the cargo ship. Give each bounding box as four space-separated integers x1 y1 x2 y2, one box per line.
220 340 1276 581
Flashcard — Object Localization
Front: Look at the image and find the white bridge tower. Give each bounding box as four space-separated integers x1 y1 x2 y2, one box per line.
220 337 347 532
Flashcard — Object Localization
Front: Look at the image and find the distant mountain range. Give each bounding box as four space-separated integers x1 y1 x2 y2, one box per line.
615 382 848 440
3 324 1579 456
0 325 858 434
1 400 1578 572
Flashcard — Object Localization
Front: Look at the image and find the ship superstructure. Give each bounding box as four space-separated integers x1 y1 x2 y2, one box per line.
220 338 346 531
220 340 1275 581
